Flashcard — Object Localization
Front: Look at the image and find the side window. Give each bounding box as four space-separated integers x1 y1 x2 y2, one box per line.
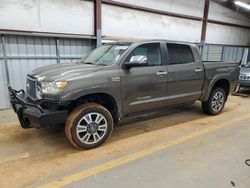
126 43 162 66
167 44 194 64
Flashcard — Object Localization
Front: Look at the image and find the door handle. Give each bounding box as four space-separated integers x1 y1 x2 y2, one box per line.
194 68 203 72
157 71 168 76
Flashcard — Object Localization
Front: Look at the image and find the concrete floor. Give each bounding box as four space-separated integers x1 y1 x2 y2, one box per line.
0 91 250 188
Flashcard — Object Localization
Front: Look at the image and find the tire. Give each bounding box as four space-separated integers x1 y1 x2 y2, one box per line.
65 103 113 149
202 87 226 115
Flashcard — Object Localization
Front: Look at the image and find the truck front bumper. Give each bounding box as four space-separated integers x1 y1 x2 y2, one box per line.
8 87 68 129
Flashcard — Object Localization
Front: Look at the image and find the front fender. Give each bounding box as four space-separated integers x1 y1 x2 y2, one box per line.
60 83 123 118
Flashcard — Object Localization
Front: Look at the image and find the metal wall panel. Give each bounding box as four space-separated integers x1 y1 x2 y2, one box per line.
0 60 9 109
0 39 3 57
206 23 250 46
0 0 94 35
0 37 10 109
5 36 57 57
102 4 202 43
202 45 223 61
114 0 205 17
59 38 93 59
59 38 93 64
209 1 250 27
202 44 245 62
222 47 244 62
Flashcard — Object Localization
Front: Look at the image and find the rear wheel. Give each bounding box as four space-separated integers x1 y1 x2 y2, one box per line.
65 103 113 149
202 87 226 115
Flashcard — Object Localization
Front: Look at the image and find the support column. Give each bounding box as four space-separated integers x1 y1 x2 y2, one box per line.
94 0 102 47
55 38 60 64
201 0 210 45
1 35 10 85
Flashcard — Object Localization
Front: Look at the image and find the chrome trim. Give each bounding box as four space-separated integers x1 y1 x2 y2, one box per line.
194 68 203 72
156 71 168 76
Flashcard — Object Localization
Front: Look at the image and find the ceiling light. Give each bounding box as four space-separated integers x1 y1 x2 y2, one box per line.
235 1 250 10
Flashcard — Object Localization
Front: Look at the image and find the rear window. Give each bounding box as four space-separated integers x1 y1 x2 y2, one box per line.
167 44 194 64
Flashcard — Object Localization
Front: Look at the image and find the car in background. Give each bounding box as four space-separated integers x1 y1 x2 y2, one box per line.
238 48 250 90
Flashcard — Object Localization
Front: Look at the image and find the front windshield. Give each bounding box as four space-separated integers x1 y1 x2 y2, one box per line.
81 44 130 66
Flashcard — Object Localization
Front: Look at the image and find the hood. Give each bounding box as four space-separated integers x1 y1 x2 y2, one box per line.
31 62 104 81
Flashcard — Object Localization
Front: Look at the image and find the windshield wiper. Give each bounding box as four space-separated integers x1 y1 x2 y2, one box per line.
82 62 95 65
96 63 107 66
82 61 107 66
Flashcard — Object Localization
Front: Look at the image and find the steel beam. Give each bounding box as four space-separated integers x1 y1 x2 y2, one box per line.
1 35 10 85
55 38 60 64
201 0 210 44
208 19 250 29
94 0 102 47
0 56 82 59
0 29 96 39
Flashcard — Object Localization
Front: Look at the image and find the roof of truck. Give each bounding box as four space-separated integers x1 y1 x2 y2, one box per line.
103 39 197 47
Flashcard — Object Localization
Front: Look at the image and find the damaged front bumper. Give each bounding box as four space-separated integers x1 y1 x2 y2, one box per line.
8 86 68 129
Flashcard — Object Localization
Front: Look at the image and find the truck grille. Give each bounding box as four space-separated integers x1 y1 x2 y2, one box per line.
240 74 250 80
26 75 37 100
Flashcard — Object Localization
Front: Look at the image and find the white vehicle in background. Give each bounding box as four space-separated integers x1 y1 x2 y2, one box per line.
235 48 250 92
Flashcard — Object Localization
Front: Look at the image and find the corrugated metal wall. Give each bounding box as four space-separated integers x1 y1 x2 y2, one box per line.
0 37 10 109
222 46 245 62
0 59 9 109
202 45 223 61
59 39 94 63
202 44 245 62
0 35 95 109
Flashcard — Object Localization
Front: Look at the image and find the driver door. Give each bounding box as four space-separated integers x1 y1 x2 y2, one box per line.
119 42 167 116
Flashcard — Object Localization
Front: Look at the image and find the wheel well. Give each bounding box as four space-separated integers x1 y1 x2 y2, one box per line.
213 79 230 97
68 93 119 124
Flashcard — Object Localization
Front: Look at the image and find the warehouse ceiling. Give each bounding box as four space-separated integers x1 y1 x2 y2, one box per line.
213 0 250 18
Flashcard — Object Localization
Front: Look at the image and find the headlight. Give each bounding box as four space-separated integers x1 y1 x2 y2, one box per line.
36 85 42 100
42 81 68 94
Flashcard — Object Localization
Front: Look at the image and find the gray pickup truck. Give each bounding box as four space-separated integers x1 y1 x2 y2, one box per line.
9 40 239 149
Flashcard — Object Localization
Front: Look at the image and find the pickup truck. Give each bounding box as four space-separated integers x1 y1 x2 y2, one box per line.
9 40 240 149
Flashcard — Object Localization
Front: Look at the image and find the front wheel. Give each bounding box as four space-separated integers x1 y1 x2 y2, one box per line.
65 103 113 149
202 87 226 115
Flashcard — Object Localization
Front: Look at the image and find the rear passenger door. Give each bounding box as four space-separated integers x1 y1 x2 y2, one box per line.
166 43 204 105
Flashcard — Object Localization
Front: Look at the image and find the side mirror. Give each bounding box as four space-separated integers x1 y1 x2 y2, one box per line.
123 55 148 69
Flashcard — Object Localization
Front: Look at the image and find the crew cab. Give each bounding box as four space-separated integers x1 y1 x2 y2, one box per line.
9 40 240 149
